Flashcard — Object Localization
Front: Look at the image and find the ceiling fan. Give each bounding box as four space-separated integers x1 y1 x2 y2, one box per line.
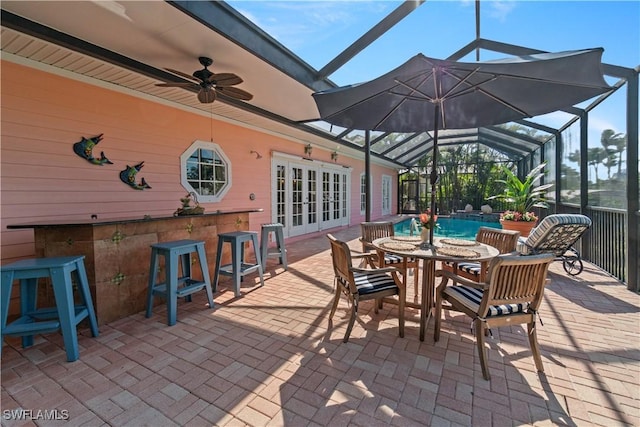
156 56 253 104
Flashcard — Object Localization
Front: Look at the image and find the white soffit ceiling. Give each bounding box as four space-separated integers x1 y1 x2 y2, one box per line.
0 0 321 122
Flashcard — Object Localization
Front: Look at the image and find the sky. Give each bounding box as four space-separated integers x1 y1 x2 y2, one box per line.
228 0 639 83
227 0 638 173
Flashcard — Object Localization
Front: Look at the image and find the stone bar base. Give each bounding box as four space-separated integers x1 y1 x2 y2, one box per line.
9 210 261 325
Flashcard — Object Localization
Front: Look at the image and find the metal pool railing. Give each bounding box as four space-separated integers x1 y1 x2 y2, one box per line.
552 204 628 285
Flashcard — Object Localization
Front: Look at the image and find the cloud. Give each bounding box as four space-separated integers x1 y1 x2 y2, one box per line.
589 115 622 135
486 0 517 22
231 1 391 51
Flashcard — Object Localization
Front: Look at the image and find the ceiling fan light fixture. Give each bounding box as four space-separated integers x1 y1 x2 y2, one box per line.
198 89 216 104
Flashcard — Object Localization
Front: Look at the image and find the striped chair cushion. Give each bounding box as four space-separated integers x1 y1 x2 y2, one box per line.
443 261 481 277
457 262 481 276
518 214 592 255
443 285 528 317
384 254 416 264
338 271 398 295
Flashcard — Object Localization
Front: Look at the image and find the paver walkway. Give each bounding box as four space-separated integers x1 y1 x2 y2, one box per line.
1 223 639 426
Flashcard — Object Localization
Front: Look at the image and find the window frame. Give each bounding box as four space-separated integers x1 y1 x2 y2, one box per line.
180 140 232 203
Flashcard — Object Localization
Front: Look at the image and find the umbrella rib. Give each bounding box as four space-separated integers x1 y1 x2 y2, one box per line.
392 69 436 102
438 66 485 100
439 69 532 116
377 71 435 129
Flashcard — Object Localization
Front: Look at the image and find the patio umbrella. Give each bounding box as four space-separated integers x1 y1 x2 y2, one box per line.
312 48 611 244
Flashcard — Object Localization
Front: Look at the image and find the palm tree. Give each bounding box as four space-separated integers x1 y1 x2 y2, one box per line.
586 147 607 183
601 129 627 177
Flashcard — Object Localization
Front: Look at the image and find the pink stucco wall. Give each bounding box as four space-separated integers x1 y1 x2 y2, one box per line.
0 60 397 263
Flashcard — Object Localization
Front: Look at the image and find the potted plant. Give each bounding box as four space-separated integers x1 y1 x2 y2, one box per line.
487 162 553 237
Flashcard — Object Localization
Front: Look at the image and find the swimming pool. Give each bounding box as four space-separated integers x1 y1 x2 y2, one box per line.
394 217 501 240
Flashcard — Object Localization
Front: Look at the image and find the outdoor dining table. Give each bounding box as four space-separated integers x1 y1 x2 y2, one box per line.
371 236 500 341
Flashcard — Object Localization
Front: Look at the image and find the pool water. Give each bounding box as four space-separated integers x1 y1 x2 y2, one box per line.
394 217 501 240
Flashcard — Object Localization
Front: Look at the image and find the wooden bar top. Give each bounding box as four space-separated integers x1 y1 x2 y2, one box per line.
7 208 263 229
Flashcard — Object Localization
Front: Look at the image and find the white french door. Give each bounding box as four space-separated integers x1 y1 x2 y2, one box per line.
289 163 319 236
272 153 350 237
320 169 348 230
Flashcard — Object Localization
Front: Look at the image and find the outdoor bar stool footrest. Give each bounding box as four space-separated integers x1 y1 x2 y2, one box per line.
145 239 215 326
0 256 99 362
214 231 265 297
260 223 287 270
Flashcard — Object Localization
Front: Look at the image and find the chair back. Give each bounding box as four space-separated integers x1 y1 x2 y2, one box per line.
520 214 592 256
327 234 356 293
476 227 520 254
480 254 554 317
360 221 394 251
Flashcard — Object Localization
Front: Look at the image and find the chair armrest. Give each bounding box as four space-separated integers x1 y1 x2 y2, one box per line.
349 250 376 260
435 269 487 289
351 266 401 275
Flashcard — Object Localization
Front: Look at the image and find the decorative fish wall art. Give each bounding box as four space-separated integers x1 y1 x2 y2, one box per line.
119 161 152 190
73 134 113 165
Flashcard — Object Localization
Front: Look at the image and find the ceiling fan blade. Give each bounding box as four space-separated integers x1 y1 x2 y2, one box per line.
208 73 243 86
165 68 199 82
216 86 253 101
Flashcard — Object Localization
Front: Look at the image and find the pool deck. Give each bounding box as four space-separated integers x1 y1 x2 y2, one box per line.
1 220 639 426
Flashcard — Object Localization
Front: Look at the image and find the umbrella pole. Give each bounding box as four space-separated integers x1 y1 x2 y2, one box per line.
429 103 440 247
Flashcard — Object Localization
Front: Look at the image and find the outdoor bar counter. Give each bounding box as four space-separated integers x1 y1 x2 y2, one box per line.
8 209 262 325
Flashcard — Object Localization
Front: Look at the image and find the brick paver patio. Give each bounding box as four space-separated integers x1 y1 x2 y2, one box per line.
1 223 639 426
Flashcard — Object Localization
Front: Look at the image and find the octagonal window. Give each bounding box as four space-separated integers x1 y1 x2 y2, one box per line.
180 140 232 202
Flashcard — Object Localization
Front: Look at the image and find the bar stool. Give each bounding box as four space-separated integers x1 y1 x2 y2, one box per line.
260 223 288 271
0 256 99 362
213 231 264 297
146 239 214 326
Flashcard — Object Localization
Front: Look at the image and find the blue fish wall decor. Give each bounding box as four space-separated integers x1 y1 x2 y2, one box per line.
73 134 113 165
119 161 152 190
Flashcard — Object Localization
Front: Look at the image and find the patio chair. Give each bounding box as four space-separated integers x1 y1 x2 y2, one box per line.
327 234 405 343
360 221 419 297
434 253 555 380
516 214 592 276
441 227 520 282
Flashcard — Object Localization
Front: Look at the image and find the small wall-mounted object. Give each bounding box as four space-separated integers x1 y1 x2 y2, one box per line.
250 150 262 159
119 161 151 190
249 193 256 201
331 151 339 162
304 144 313 156
174 192 205 216
73 133 113 165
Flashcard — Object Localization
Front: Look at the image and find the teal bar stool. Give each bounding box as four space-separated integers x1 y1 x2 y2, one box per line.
146 239 215 326
0 256 99 362
213 231 264 297
260 223 287 270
